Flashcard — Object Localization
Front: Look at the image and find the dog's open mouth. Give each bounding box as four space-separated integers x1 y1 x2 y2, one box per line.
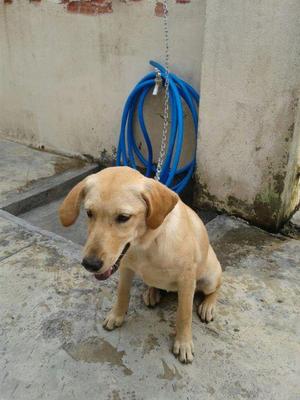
94 243 130 281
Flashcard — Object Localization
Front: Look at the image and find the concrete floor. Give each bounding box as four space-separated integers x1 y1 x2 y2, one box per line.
0 139 86 204
0 210 299 400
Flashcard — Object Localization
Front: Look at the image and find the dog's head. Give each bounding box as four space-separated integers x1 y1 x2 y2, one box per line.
59 166 178 280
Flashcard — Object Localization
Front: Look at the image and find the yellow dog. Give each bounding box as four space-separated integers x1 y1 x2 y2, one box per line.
59 166 222 363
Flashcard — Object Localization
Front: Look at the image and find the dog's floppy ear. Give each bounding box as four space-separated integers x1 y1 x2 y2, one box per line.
142 179 179 229
59 180 86 227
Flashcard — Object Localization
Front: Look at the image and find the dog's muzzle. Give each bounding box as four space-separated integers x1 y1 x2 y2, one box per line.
94 243 131 281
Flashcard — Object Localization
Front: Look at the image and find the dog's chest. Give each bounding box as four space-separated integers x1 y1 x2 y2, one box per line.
129 250 179 291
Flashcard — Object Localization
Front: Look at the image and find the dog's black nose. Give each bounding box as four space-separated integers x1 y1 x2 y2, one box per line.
81 256 103 272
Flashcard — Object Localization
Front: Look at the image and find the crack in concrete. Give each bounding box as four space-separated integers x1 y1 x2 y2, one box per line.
0 242 34 263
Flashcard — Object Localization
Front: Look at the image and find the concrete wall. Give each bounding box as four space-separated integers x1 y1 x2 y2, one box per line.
0 0 205 163
1 0 300 230
196 0 300 230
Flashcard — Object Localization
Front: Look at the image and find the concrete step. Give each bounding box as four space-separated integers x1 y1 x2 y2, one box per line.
19 197 87 246
0 139 99 216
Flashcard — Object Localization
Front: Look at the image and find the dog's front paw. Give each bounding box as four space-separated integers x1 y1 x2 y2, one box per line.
103 312 125 331
173 338 194 364
143 287 161 307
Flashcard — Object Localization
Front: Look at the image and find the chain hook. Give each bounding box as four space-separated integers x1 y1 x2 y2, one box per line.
153 68 162 96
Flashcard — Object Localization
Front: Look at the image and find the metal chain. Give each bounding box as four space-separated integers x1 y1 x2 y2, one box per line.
155 0 170 181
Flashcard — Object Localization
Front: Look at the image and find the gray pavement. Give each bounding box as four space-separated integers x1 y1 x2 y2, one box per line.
0 210 299 400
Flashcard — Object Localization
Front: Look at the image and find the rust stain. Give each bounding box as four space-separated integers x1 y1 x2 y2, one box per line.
155 1 163 17
66 0 113 15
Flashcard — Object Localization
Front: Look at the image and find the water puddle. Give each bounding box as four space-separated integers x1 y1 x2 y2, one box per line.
63 336 133 376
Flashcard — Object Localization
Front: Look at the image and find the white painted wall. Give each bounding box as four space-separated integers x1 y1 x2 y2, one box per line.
0 0 205 161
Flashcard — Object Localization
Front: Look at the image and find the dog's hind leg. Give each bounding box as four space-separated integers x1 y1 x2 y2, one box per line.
143 286 161 307
197 246 222 323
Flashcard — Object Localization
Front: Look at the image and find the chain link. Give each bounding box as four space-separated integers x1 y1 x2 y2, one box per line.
155 0 170 182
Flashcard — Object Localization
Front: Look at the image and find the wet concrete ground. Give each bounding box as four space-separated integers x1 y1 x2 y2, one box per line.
0 209 299 400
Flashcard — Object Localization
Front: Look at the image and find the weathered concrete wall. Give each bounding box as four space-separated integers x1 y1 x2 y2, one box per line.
0 0 205 163
196 0 300 230
1 0 300 230
281 98 300 224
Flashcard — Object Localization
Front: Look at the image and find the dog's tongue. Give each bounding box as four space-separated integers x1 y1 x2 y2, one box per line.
94 267 112 281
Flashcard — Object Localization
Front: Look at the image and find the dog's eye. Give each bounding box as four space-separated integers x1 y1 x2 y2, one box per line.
116 214 131 223
86 209 93 218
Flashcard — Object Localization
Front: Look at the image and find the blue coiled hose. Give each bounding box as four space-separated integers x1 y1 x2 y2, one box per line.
116 60 200 193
